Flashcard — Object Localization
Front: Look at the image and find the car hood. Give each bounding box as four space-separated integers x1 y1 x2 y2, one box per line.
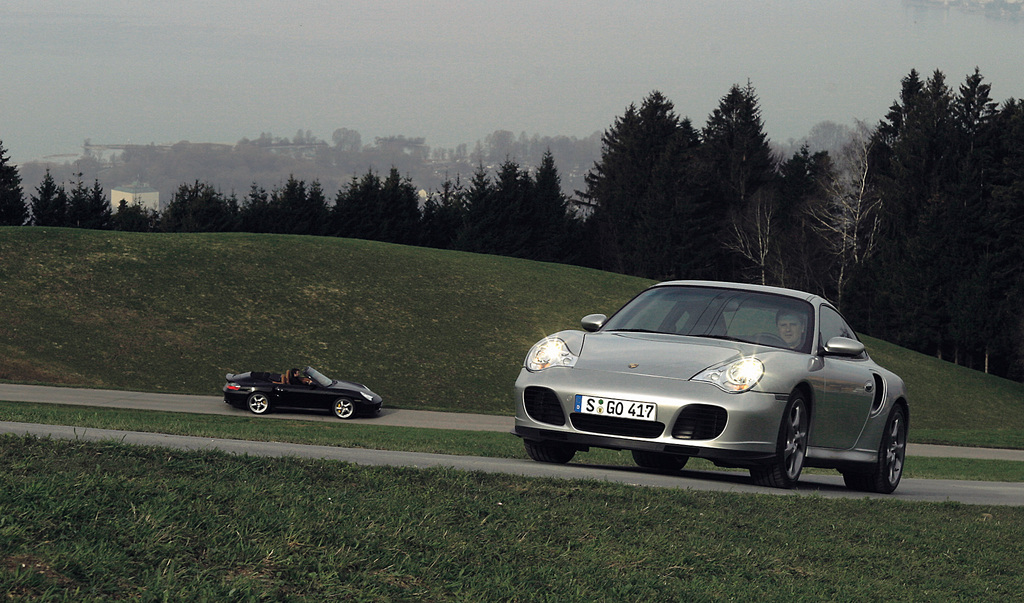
330 380 372 393
578 332 746 380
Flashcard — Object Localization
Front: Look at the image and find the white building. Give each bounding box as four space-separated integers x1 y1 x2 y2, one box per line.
110 182 160 212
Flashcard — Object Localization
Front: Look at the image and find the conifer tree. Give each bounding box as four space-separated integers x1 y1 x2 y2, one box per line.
987 98 1024 376
379 168 422 245
332 171 384 240
30 170 67 226
454 164 500 255
113 199 157 232
456 160 534 258
269 176 328 235
701 82 776 212
0 140 26 226
420 175 466 250
528 150 574 263
584 91 706 278
240 183 274 233
66 174 112 229
161 181 236 232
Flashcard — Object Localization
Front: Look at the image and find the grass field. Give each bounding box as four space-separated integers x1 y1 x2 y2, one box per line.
0 227 646 413
3 227 1024 599
2 435 1023 601
3 226 1024 447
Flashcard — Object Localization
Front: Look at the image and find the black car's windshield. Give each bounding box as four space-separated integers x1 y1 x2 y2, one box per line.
602 285 814 353
303 367 333 387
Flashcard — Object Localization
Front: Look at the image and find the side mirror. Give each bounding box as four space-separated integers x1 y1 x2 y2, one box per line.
823 336 865 357
581 314 607 332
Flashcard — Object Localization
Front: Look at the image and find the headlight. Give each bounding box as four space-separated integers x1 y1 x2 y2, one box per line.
360 391 375 401
692 358 764 393
525 337 579 371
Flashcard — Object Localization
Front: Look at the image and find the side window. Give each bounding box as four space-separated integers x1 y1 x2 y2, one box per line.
818 306 857 350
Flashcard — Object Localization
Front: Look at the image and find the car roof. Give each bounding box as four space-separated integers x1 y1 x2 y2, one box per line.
652 280 826 306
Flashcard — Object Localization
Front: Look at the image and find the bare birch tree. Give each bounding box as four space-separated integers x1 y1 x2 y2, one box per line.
808 120 883 308
725 189 779 286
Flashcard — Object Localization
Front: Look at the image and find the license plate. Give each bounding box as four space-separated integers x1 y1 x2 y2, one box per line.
574 394 656 421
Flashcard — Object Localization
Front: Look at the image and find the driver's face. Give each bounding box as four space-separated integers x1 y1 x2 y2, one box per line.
777 317 805 348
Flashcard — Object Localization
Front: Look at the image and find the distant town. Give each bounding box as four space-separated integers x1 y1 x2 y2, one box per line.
914 0 1023 14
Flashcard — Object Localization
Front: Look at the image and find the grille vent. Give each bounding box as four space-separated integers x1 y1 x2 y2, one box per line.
569 414 666 438
671 405 728 440
523 387 566 426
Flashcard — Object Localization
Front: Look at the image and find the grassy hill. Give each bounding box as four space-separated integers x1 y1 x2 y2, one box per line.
2 227 1023 442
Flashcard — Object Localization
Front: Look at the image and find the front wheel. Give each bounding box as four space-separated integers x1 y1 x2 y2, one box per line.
524 440 576 464
247 392 271 415
333 397 356 420
751 392 808 489
843 405 907 493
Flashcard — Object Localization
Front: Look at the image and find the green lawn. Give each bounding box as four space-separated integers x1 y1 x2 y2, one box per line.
3 227 1024 447
4 228 1024 599
2 435 1022 601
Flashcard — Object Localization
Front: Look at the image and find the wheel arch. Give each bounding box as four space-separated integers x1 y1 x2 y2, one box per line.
790 381 815 412
892 397 909 427
789 381 816 440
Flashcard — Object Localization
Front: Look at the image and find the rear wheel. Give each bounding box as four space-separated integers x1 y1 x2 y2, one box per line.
333 397 356 419
247 392 271 415
843 405 907 493
632 450 689 470
750 392 808 489
524 440 576 464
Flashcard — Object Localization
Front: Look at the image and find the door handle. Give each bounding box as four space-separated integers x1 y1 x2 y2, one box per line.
864 381 874 393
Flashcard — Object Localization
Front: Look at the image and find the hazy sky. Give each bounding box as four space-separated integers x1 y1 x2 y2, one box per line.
2 0 1023 164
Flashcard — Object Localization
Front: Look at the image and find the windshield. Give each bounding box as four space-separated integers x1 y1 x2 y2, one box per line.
602 285 814 353
303 366 333 387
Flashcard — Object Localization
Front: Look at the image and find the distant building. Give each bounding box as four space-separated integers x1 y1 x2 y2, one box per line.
111 182 159 212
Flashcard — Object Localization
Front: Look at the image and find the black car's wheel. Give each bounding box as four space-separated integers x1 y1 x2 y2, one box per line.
247 392 271 415
524 439 576 464
632 449 689 470
333 397 356 420
843 405 907 493
751 392 808 489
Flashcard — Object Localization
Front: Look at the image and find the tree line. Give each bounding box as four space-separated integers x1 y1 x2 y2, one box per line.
2 67 1022 380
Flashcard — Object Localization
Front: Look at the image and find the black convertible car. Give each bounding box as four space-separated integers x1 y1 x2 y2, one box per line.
223 366 383 419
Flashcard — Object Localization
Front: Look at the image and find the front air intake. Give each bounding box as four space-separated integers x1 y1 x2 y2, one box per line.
672 405 728 440
569 414 666 438
523 387 566 426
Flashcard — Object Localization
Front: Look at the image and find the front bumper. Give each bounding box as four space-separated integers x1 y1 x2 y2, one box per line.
356 398 384 416
513 367 789 465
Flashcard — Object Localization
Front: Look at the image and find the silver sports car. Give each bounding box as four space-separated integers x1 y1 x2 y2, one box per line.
513 280 909 492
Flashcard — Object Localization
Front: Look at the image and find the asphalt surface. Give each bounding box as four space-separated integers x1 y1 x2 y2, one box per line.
2 384 1023 506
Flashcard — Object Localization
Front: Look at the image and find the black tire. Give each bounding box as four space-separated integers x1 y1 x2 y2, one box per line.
631 449 689 470
524 440 576 464
247 392 271 415
750 392 808 489
333 397 356 420
843 405 907 493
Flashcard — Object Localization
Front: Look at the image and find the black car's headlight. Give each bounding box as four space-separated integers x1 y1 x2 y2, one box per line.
525 337 579 371
692 358 764 393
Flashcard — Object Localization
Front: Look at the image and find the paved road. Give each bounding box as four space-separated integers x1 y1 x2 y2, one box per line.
3 383 1023 461
2 384 1023 506
0 383 511 432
